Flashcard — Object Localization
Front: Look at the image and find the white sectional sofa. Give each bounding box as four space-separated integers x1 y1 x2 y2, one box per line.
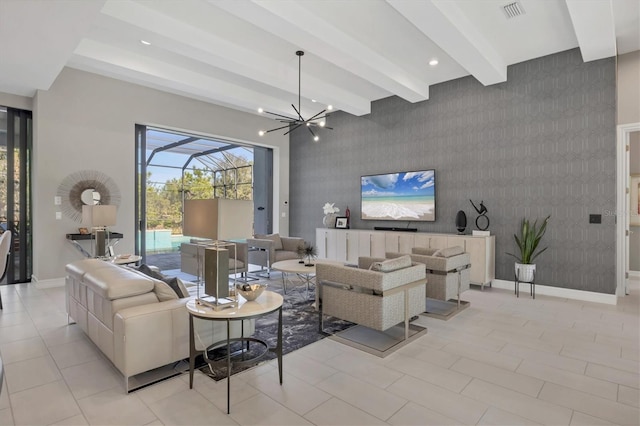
65 259 254 391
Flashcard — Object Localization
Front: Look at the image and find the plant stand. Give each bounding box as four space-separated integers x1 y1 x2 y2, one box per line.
515 268 535 299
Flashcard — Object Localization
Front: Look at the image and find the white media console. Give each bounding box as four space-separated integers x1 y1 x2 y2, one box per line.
315 228 495 289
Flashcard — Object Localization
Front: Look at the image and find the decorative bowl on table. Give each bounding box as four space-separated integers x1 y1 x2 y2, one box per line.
235 283 267 301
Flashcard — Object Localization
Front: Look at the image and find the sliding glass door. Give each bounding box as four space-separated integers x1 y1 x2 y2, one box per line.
0 106 32 283
134 124 272 270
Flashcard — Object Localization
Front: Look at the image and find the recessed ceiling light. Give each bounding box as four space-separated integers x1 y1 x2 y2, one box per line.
311 99 317 103
429 59 439 66
140 40 151 46
327 105 333 111
258 107 264 113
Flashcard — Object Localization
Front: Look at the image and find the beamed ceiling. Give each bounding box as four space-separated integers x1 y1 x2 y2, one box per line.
0 0 638 120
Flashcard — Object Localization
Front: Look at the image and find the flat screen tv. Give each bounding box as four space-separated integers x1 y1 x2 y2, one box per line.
361 169 436 222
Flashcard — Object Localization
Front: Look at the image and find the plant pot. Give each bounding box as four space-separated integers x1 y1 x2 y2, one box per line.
515 263 536 283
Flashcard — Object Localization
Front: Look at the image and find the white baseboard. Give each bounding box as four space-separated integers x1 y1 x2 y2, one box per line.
490 279 618 305
629 271 640 279
31 275 65 289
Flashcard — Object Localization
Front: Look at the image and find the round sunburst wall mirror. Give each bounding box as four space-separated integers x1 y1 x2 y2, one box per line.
57 170 121 222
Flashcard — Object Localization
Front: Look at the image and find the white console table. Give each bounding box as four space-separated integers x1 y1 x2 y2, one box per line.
316 228 495 288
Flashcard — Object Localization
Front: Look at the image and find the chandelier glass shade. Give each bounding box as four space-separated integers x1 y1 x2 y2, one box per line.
258 51 332 142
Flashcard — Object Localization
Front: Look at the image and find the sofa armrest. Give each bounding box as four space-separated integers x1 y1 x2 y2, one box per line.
246 238 271 250
247 238 276 267
113 298 256 380
113 298 187 378
412 253 471 272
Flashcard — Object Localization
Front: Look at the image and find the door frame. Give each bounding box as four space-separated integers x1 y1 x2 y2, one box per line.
616 122 640 297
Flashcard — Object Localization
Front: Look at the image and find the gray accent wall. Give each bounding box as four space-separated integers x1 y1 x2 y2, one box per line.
290 48 617 294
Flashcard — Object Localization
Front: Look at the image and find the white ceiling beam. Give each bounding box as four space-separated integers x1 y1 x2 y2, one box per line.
0 0 105 95
72 39 307 118
388 0 506 86
100 0 370 116
214 0 429 106
565 0 617 62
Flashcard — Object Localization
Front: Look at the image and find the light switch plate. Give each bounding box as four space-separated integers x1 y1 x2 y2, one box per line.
54 196 62 205
55 211 62 220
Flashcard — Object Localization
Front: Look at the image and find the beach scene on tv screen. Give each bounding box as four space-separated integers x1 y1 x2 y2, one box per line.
361 170 435 221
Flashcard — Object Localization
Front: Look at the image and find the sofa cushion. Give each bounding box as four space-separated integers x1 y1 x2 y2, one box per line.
370 255 412 272
84 267 155 300
432 246 464 258
256 233 283 250
412 247 439 256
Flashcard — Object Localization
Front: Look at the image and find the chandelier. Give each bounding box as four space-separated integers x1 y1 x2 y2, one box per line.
258 51 333 142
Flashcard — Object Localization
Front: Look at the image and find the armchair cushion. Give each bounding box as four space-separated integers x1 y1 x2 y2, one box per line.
432 246 465 258
281 236 304 252
255 233 283 250
370 255 412 272
412 247 438 256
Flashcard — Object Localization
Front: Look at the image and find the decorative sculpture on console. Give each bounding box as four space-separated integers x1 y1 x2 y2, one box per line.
470 200 490 231
455 210 467 234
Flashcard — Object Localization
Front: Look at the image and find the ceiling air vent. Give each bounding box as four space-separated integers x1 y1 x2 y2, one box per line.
502 2 525 18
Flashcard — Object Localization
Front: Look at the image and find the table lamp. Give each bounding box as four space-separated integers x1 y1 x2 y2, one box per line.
183 199 234 310
82 204 117 257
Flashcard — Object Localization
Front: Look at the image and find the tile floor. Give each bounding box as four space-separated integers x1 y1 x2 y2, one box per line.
0 276 638 425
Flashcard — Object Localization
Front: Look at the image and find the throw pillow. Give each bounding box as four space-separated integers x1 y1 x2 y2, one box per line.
161 276 189 298
257 233 283 250
432 246 465 258
370 255 412 272
412 247 438 256
153 281 179 302
137 263 165 280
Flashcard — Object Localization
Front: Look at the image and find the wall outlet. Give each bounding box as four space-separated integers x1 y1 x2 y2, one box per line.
54 196 62 205
55 211 62 220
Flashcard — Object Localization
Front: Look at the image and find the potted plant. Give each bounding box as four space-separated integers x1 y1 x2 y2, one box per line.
297 243 317 267
507 215 550 283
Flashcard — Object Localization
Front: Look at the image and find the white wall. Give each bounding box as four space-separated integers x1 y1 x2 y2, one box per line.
33 67 289 281
630 132 640 271
617 51 640 125
0 92 32 111
617 51 640 274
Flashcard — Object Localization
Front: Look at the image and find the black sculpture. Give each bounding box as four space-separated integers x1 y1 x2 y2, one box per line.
470 200 490 231
455 210 467 234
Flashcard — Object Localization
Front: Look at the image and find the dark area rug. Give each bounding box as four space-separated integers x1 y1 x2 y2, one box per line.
199 285 353 381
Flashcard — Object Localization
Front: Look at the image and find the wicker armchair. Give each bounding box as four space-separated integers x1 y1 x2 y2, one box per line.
316 256 426 339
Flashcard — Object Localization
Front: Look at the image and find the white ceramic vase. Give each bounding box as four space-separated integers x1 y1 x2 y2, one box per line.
323 213 337 228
